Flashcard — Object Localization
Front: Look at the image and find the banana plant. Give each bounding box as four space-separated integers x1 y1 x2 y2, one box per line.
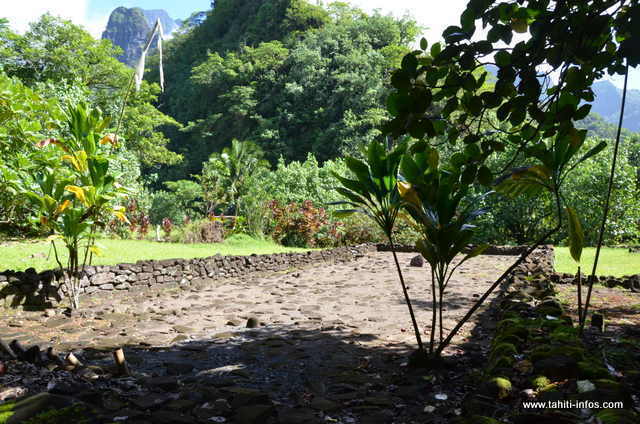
399 141 489 357
24 103 128 309
332 140 427 362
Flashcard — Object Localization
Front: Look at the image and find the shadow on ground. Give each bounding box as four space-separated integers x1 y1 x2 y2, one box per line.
0 292 507 424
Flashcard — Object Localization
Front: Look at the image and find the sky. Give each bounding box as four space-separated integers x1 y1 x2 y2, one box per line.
0 0 482 41
1 0 637 89
1 0 211 36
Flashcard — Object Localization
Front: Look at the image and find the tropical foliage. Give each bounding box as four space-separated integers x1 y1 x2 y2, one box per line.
0 14 180 169
23 104 128 308
149 2 418 181
333 0 640 358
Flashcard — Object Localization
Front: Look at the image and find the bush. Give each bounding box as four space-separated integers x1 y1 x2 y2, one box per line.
256 154 348 206
149 180 205 226
169 219 224 244
149 191 185 226
268 200 341 247
562 142 640 245
473 139 640 246
338 213 385 245
392 216 422 246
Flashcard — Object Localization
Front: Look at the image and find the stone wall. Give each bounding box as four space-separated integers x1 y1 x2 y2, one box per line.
0 244 376 310
377 243 550 256
550 271 640 292
378 243 556 276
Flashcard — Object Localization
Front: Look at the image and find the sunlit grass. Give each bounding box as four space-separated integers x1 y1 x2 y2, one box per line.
0 234 309 272
555 246 640 277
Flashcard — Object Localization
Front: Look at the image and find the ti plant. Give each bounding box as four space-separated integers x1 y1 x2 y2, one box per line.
399 141 489 357
332 140 427 362
24 103 128 309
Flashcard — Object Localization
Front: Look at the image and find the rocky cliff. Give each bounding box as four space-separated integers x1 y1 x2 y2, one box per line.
101 7 151 67
142 9 180 34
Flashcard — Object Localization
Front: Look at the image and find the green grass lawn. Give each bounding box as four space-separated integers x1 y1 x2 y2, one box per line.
554 246 640 277
0 234 309 272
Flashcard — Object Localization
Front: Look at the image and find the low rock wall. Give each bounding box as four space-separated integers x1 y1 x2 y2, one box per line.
377 243 550 256
550 271 640 292
0 244 376 310
378 244 556 276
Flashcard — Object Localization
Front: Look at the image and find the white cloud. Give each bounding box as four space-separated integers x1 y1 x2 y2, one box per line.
344 1 640 90
344 0 469 42
1 0 107 38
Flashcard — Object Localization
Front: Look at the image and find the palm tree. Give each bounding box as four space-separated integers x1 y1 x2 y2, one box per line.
201 139 269 215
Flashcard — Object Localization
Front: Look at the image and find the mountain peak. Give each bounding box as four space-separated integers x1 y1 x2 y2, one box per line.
102 7 151 67
142 9 179 34
102 7 183 67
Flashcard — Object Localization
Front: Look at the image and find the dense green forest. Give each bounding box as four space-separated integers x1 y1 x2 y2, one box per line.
147 0 418 182
1 0 639 247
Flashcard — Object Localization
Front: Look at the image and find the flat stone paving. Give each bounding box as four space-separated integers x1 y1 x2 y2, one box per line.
1 252 515 422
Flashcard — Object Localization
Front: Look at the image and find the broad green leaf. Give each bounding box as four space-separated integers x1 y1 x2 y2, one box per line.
430 42 442 58
566 207 583 263
495 50 511 67
401 53 418 74
477 165 493 186
573 141 607 168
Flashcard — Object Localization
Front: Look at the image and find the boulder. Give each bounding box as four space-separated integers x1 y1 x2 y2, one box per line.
246 317 259 328
409 255 424 267
479 377 512 400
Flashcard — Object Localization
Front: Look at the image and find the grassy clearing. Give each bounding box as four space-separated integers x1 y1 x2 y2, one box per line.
554 246 640 277
0 234 309 272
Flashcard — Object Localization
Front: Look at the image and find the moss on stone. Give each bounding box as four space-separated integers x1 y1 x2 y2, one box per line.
23 405 92 424
481 377 512 400
555 346 585 361
531 345 585 363
550 325 578 340
577 360 610 380
539 382 558 393
492 333 525 348
531 375 550 390
0 393 92 424
595 409 639 424
497 325 529 342
496 318 526 332
487 355 516 373
530 345 552 362
535 298 563 317
490 342 518 360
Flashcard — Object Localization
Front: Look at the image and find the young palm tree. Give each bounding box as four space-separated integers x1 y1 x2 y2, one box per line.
333 140 427 364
